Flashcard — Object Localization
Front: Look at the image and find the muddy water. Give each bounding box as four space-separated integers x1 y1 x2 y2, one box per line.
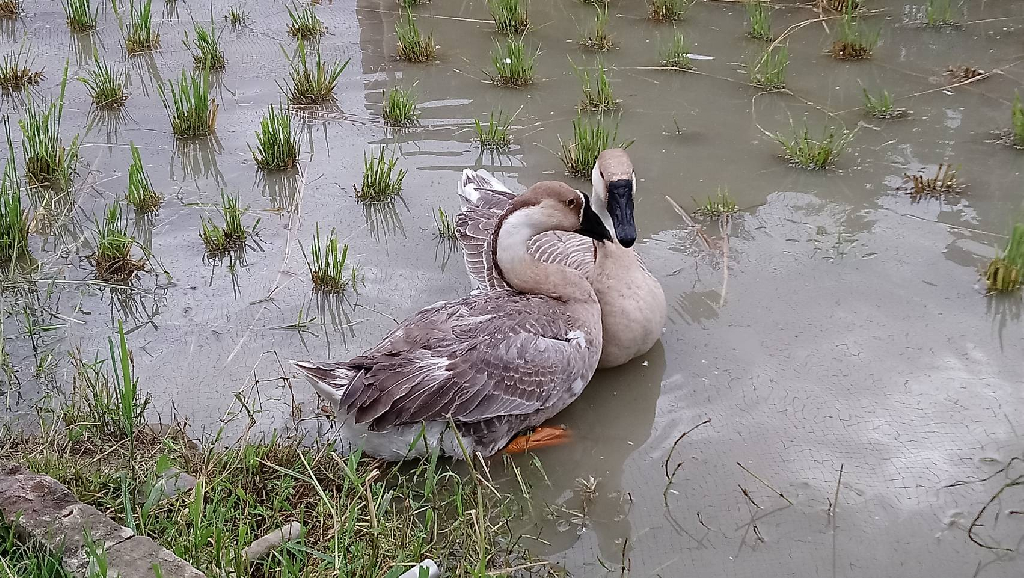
3 0 1024 575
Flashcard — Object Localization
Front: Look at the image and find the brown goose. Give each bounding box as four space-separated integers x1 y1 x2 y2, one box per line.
293 182 612 460
457 149 667 368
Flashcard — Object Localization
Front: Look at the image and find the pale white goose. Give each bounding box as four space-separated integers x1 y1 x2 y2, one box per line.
456 149 667 368
293 182 613 460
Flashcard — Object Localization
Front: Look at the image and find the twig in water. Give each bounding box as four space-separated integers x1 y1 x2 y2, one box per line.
666 195 712 250
829 463 844 517
967 474 1024 551
737 461 794 505
664 418 712 479
717 214 731 308
739 484 761 509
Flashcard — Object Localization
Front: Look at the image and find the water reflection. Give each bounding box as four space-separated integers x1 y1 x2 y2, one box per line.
84 108 134 144
362 197 407 241
170 137 226 186
258 171 301 212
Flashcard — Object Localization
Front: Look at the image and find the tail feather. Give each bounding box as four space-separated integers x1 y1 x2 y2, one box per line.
291 360 356 407
458 169 515 210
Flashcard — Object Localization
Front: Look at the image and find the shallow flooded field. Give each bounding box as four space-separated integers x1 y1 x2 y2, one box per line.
2 0 1023 576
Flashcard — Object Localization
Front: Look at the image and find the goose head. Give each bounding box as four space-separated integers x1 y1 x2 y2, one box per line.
590 148 637 248
502 181 614 243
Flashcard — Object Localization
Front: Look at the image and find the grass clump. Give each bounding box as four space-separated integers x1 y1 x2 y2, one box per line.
1009 93 1024 149
925 0 957 26
0 47 44 91
185 22 226 71
1 515 76 577
559 113 627 178
648 0 692 21
396 7 436 62
159 69 217 138
985 224 1024 293
19 65 80 190
694 189 739 219
250 104 300 171
750 44 787 90
660 31 692 69
830 3 879 60
287 3 326 40
945 65 984 83
382 86 419 127
225 4 247 27
80 55 128 108
93 203 144 281
581 5 613 51
0 0 20 18
474 109 513 150
61 0 98 32
279 38 349 105
356 147 406 203
307 222 355 293
1 121 30 266
488 0 528 35
200 191 256 254
126 143 161 213
862 88 907 119
902 163 962 199
488 38 536 87
434 206 457 242
124 0 160 54
575 60 617 111
746 0 772 41
774 123 853 169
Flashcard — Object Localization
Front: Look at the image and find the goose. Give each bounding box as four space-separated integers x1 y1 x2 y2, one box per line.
293 182 613 460
457 149 667 368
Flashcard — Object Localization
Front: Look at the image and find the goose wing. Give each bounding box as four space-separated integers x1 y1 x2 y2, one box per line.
294 291 594 432
456 169 596 289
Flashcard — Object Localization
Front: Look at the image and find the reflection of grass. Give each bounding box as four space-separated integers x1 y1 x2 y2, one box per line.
382 86 419 127
186 21 226 70
126 143 161 213
286 3 325 40
62 0 98 32
125 0 160 55
581 5 612 51
862 88 907 119
830 4 878 60
279 38 349 104
488 0 528 35
250 104 299 171
356 147 406 203
660 31 692 69
648 0 692 21
775 124 853 169
575 60 617 111
750 44 787 90
1 120 29 265
0 47 44 90
745 0 771 41
396 7 435 62
559 113 628 178
307 222 356 293
693 189 738 219
986 224 1024 293
489 38 536 87
474 109 513 150
20 64 80 191
80 55 129 108
159 69 217 138
94 203 144 281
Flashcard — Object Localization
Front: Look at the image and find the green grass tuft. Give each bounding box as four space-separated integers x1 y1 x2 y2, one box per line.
382 86 419 127
159 69 217 138
474 109 513 150
0 47 44 91
61 0 98 32
185 21 226 71
19 64 80 191
648 0 692 21
93 202 143 281
287 3 326 40
1 119 30 266
774 123 854 169
225 4 247 27
278 38 349 105
356 147 406 203
575 59 617 111
488 0 528 35
925 0 957 26
986 224 1024 293
660 31 692 69
750 44 787 90
1 514 75 577
581 5 612 51
80 55 128 108
434 206 458 243
124 0 160 54
307 222 356 293
830 3 879 60
559 113 628 178
693 188 739 219
396 7 436 62
250 104 300 171
126 143 161 213
488 37 536 88
862 88 907 119
745 0 772 41
1010 92 1024 149
200 191 257 255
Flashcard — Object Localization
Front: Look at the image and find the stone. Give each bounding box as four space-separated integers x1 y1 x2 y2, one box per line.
105 535 206 578
241 521 304 563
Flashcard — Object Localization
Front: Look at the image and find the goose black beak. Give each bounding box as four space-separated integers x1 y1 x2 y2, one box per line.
606 178 636 248
577 193 613 243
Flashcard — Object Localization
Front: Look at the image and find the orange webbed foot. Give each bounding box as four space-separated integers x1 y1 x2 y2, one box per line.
504 425 572 454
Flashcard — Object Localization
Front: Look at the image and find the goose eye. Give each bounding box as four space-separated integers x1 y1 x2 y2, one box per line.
566 198 578 209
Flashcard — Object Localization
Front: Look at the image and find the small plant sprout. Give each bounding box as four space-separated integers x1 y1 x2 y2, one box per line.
774 123 854 169
0 47 44 91
660 31 692 69
279 38 350 104
489 37 536 87
185 21 226 71
985 224 1024 293
382 86 419 127
581 5 612 51
925 0 957 27
575 59 617 112
475 109 514 150
250 104 300 171
693 188 739 219
0 0 20 18
396 7 435 62
1 119 30 265
124 0 160 55
287 3 326 40
225 5 247 27
434 207 458 242
648 0 692 22
80 55 128 108
356 147 406 203
200 191 256 254
93 202 144 281
901 163 962 199
62 0 99 32
307 222 356 293
862 88 907 119
159 69 217 138
20 63 80 190
559 113 627 178
830 3 879 60
745 0 772 41
126 143 161 213
750 44 788 90
488 0 528 35
1010 93 1024 149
